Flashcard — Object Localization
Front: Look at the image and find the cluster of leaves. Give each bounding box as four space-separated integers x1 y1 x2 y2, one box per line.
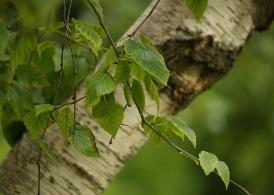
1 0 231 191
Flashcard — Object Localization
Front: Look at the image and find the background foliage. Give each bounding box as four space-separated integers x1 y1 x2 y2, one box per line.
0 0 273 194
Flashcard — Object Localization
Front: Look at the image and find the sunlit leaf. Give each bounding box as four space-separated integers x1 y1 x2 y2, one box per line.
55 107 74 137
185 0 208 20
199 151 218 175
23 110 51 138
69 124 99 157
216 161 230 189
73 19 102 56
35 104 55 116
169 116 196 147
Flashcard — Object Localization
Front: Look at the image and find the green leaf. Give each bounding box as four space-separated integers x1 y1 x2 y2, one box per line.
124 38 169 85
115 61 130 84
73 19 102 56
86 73 115 106
81 0 104 19
23 111 51 138
7 82 33 117
98 47 118 72
131 80 145 112
36 138 57 160
130 61 145 82
216 161 230 189
10 32 37 67
55 107 74 137
185 0 208 20
144 75 159 113
37 41 56 58
69 124 99 157
169 116 196 147
143 115 171 143
35 104 55 116
199 151 218 175
0 22 9 60
92 94 124 137
123 84 133 107
15 64 49 87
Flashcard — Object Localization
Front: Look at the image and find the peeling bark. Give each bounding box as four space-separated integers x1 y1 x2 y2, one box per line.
0 0 273 194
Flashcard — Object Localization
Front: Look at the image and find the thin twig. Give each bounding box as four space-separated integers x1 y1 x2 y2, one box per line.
56 96 85 109
129 0 160 38
63 0 77 130
54 31 90 49
53 45 65 103
134 100 251 195
86 0 120 58
36 45 65 195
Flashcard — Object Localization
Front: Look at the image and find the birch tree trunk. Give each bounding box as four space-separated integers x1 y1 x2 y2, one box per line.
0 0 274 194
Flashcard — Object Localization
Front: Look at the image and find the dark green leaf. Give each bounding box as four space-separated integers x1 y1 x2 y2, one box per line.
7 82 33 117
124 38 169 85
0 22 9 60
115 61 130 84
130 61 145 82
86 73 115 106
10 32 37 67
3 121 26 146
92 94 124 137
15 64 49 87
131 79 145 112
199 151 218 175
144 75 159 113
69 124 99 156
123 84 133 107
185 0 208 20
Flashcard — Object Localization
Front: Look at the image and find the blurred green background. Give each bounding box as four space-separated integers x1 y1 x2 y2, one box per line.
1 0 274 194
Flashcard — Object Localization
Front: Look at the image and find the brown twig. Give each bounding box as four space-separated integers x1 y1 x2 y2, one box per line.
86 0 120 58
128 0 161 38
134 100 252 195
56 96 85 109
36 45 65 195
